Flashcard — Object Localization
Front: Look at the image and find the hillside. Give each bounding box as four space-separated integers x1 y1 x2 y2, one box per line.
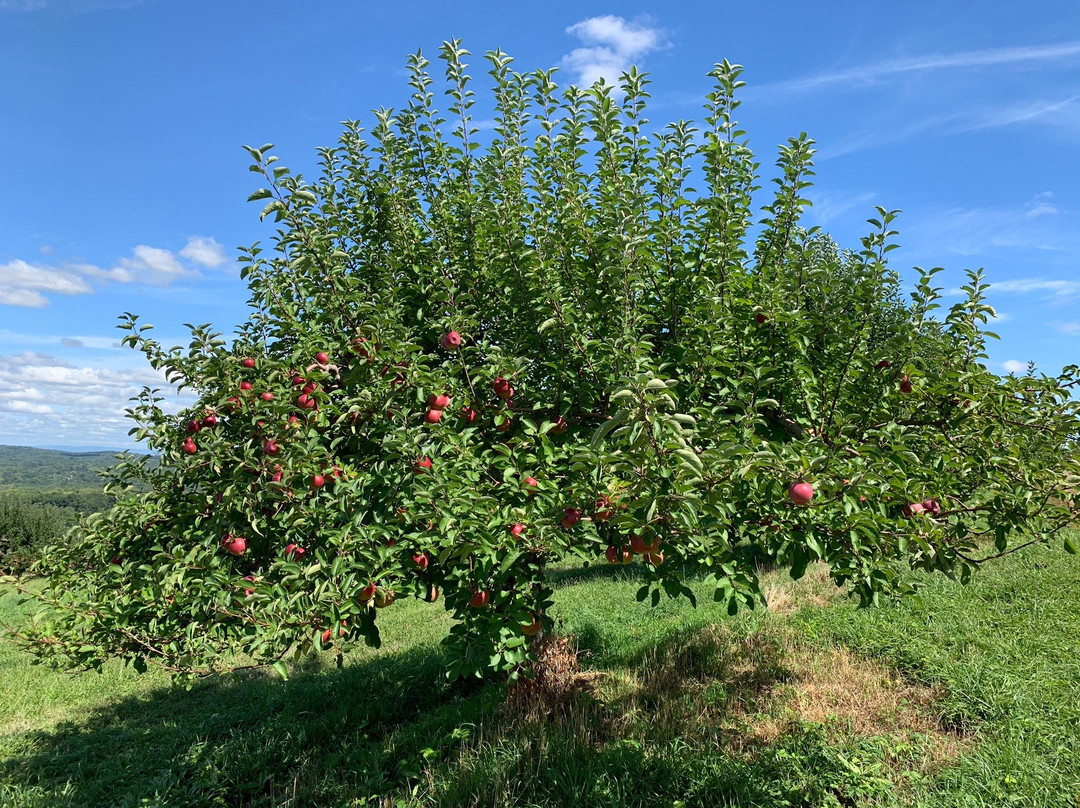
0 445 121 491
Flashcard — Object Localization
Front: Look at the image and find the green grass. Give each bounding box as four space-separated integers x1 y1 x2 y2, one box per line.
2 540 1079 807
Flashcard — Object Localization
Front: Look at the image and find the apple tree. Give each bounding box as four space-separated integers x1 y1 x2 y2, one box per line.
17 42 1080 683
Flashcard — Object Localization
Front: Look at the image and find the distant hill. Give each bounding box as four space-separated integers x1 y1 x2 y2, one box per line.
0 445 122 491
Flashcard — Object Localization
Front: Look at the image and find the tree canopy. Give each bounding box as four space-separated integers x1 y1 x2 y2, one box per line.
16 43 1080 683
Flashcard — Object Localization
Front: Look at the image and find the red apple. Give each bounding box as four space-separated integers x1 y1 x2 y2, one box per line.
522 476 539 493
460 406 478 423
242 575 256 596
263 438 280 455
271 467 284 483
240 381 253 391
630 534 660 554
374 589 395 608
900 376 913 394
922 499 941 516
551 417 568 434
469 589 489 608
292 373 305 386
428 393 451 410
875 360 892 370
412 551 429 570
312 474 325 489
185 419 201 433
201 413 217 428
315 351 329 365
413 456 432 474
493 377 514 400
594 496 614 522
521 615 542 636
261 392 274 402
788 482 814 506
297 393 316 409
561 507 582 529
321 628 333 645
440 331 462 350
182 437 198 454
425 408 443 424
242 357 256 368
358 582 377 603
646 551 665 567
605 545 633 564
285 543 306 560
903 502 926 517
496 416 512 432
755 312 768 325
510 523 526 538
221 534 247 555
352 337 371 359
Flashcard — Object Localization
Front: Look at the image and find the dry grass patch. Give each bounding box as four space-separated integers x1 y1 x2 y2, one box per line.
760 561 843 615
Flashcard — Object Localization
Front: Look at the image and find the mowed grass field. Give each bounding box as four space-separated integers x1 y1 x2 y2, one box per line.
2 537 1079 808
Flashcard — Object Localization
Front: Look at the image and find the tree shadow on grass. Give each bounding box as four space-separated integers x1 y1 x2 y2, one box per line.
0 643 503 808
1 620 936 808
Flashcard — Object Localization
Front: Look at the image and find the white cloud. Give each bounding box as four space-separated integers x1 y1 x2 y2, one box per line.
561 15 666 88
760 41 1080 96
2 400 53 414
0 351 197 450
0 259 94 308
0 235 228 307
1002 359 1029 374
0 0 46 9
986 279 1080 297
179 236 227 268
1053 321 1080 334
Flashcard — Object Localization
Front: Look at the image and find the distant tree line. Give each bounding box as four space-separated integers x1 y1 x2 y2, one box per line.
1 490 113 574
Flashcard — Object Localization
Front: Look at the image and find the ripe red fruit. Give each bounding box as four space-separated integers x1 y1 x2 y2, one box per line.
460 406 478 424
522 476 539 493
271 467 284 483
352 337 371 359
510 523 526 538
413 456 433 474
221 534 247 556
292 373 305 386
374 589 395 608
902 502 926 517
755 312 769 325
875 360 892 370
496 416 512 432
521 615 542 637
900 376 913 394
261 392 274 402
263 439 280 455
605 545 633 564
425 408 443 424
315 352 329 365
551 417 568 434
240 381 254 392
469 589 489 608
185 419 201 434
630 534 661 555
646 551 665 567
321 628 333 645
297 393 316 409
201 413 217 428
182 438 197 454
594 496 614 522
242 357 256 368
358 582 376 603
412 551 429 570
561 508 582 529
440 331 462 350
788 482 814 506
312 474 325 489
493 377 514 400
427 393 451 410
285 543 306 560
922 499 942 516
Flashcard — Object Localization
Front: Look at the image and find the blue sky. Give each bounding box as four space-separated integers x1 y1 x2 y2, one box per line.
1 0 1077 450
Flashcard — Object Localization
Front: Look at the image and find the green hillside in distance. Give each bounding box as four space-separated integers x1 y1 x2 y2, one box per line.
0 445 121 491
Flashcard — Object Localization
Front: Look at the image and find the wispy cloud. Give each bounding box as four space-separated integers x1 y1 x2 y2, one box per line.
1052 322 1080 335
0 236 231 308
0 351 195 449
560 15 667 88
760 41 1080 96
1001 359 1030 374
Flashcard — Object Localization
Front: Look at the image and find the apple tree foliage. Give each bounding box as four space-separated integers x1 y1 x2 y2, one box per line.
19 43 1080 682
